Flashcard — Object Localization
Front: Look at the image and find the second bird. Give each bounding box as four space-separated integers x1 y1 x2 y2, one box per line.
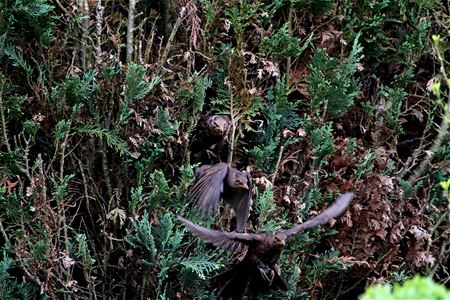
189 163 252 232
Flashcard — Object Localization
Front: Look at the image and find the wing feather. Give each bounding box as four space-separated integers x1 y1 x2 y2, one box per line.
178 216 262 253
189 163 228 216
281 192 354 239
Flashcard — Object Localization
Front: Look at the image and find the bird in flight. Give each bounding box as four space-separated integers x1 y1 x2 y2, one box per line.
179 192 354 299
189 163 252 232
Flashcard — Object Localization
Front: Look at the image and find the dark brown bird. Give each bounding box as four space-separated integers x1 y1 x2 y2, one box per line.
199 115 232 140
189 163 252 232
190 115 232 163
179 192 354 299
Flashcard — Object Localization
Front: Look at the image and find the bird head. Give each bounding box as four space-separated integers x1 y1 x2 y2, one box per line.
233 172 249 190
273 233 287 248
210 116 230 134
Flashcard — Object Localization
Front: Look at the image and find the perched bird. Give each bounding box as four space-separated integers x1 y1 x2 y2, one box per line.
199 115 232 141
189 163 252 232
190 115 232 163
179 192 354 299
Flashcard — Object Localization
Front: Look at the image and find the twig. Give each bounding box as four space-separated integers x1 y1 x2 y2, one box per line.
81 0 90 70
144 18 157 64
409 43 450 185
227 84 236 166
272 145 284 183
126 0 138 62
0 219 10 245
286 4 293 90
100 138 113 206
95 0 105 61
17 256 45 294
0 76 11 152
156 6 187 74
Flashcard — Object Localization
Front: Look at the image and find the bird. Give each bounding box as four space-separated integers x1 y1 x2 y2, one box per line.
178 192 354 299
199 115 232 141
189 163 252 232
190 115 232 164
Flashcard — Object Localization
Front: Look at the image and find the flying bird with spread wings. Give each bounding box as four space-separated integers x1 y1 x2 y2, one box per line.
179 192 354 299
189 163 252 232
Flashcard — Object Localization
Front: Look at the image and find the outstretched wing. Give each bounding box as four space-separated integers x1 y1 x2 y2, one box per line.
189 163 228 216
227 170 253 232
281 192 354 240
178 216 263 253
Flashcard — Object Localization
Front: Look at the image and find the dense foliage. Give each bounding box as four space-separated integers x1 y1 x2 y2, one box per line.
1 0 449 299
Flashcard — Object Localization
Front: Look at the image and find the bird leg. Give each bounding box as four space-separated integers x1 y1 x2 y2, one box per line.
206 149 218 161
255 258 275 285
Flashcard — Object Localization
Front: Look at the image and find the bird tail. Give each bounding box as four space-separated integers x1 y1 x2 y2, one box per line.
209 261 249 300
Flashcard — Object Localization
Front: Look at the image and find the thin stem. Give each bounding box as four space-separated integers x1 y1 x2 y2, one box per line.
272 145 284 183
126 0 138 62
227 83 236 166
0 77 11 152
409 44 450 185
156 6 186 74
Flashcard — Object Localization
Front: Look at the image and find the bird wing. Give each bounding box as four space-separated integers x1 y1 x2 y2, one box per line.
189 163 229 216
227 170 253 232
281 192 354 240
178 216 263 253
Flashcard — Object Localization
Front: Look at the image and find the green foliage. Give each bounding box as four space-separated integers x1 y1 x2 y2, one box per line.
4 46 33 83
304 250 348 278
0 253 37 300
211 44 262 119
341 0 437 65
180 252 222 280
75 124 135 157
310 122 335 164
361 275 450 300
398 178 420 199
248 78 300 173
155 107 177 138
75 234 95 266
125 212 158 260
129 185 143 216
354 150 375 180
306 33 363 117
119 63 160 127
382 85 407 134
377 70 413 135
125 212 189 297
193 75 212 114
261 23 302 61
224 2 258 45
22 120 40 139
247 130 279 173
51 71 98 114
0 0 56 46
297 187 322 220
50 174 74 202
148 170 171 210
255 185 275 225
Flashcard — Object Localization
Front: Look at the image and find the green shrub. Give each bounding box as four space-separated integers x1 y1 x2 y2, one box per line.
361 275 450 300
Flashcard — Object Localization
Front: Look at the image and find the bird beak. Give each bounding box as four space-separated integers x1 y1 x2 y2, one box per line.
241 183 249 190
